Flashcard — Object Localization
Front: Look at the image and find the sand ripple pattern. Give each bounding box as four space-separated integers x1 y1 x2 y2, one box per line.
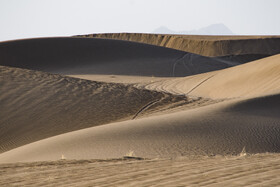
1 154 280 187
0 65 183 153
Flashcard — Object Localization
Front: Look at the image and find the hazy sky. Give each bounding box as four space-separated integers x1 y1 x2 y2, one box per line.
0 0 280 41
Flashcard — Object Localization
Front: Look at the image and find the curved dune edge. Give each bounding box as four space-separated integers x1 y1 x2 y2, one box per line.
75 33 280 57
0 37 234 77
1 93 280 163
0 65 190 153
137 54 280 99
68 54 280 99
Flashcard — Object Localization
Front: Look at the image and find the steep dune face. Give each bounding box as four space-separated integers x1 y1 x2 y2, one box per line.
0 65 179 153
140 54 280 99
0 37 233 77
1 93 280 163
76 33 280 57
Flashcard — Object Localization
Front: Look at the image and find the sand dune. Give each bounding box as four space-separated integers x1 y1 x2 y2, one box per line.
139 54 280 99
76 33 280 57
1 34 280 187
0 92 280 163
0 38 279 160
0 65 189 153
0 37 233 77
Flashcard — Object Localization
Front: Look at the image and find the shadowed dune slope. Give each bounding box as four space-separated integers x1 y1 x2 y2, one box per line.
140 54 280 99
0 65 179 153
0 93 280 163
76 33 280 57
0 37 233 77
216 54 270 64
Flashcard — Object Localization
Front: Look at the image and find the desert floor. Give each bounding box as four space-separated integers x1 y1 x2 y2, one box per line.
1 154 280 187
1 34 280 186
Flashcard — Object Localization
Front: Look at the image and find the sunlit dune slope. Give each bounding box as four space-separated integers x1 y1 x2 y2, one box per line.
0 37 234 77
140 54 280 99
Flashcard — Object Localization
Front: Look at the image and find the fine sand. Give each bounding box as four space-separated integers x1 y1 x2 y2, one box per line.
1 154 280 187
1 35 280 186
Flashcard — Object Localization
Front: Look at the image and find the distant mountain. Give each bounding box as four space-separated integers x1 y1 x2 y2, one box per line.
153 26 175 34
153 24 234 35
